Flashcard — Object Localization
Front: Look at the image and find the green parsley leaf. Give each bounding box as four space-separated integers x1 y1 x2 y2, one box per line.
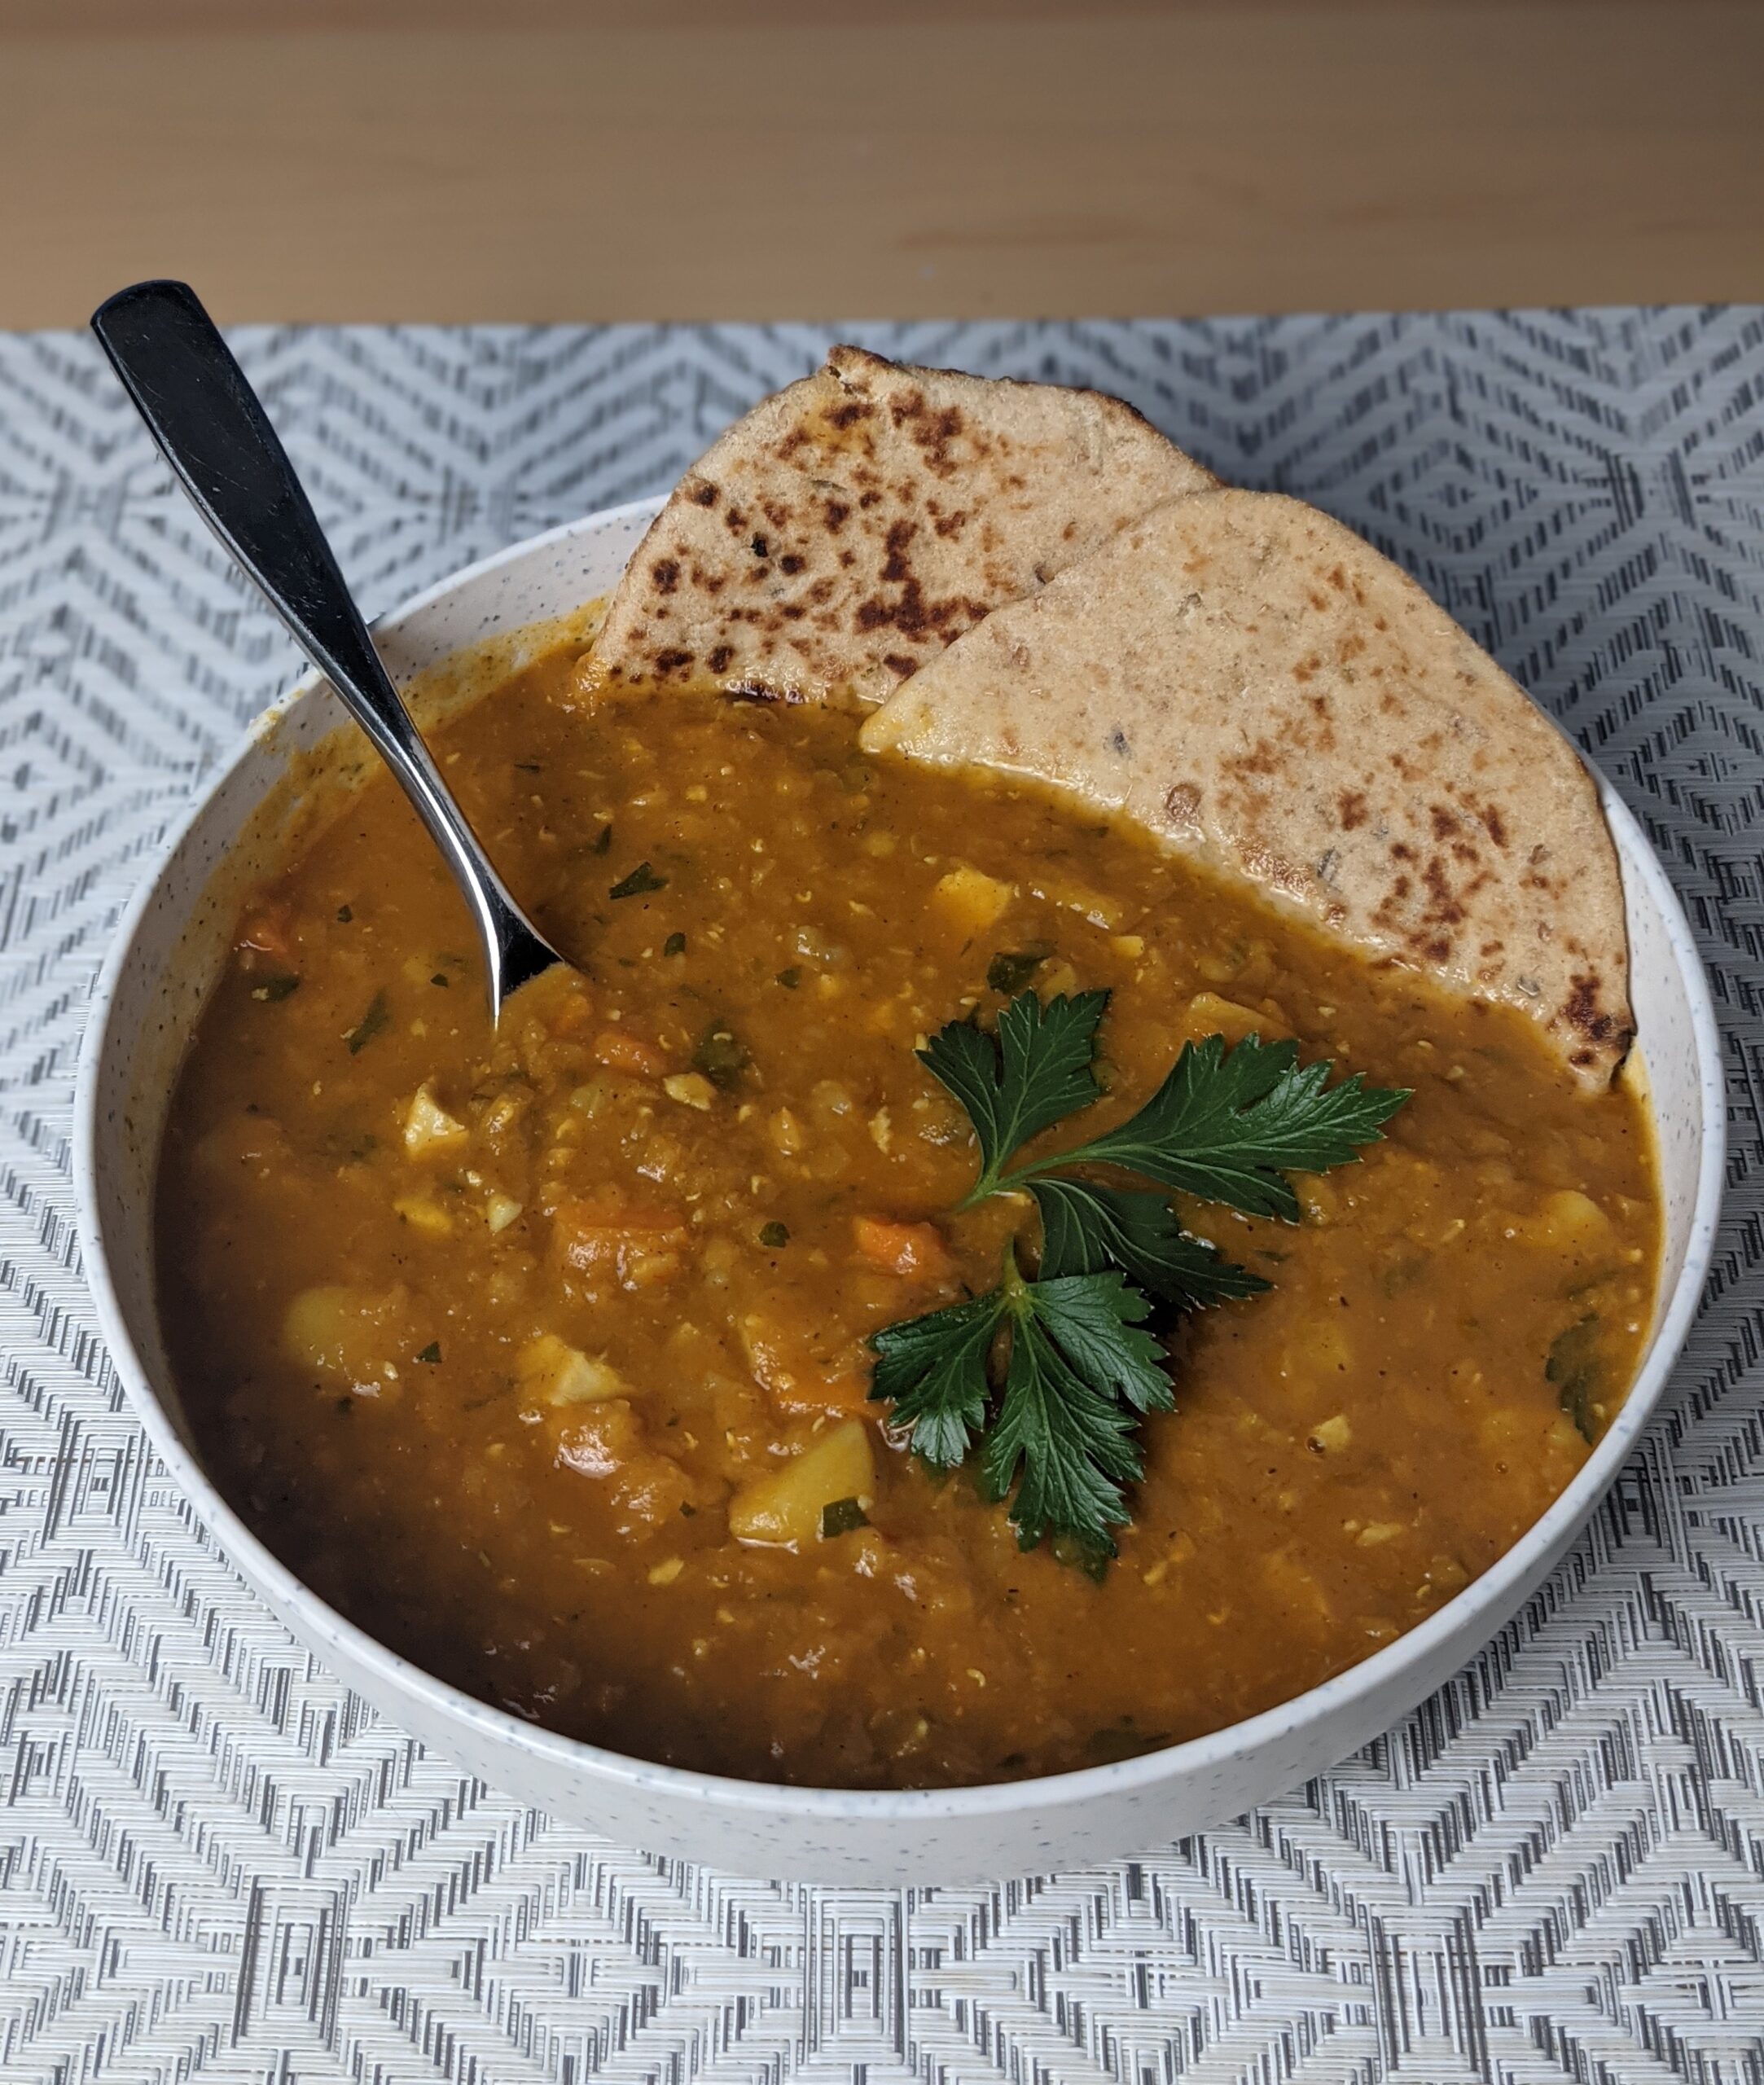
986 943 1053 996
1055 1535 1117 1585
609 861 666 899
1064 1033 1410 1221
1030 1176 1267 1309
758 1219 790 1249
982 1297 1142 1554
1021 1271 1172 1417
252 974 301 1003
416 1341 442 1363
592 823 613 854
819 1496 870 1539
871 986 1411 1567
870 1289 1001 1468
1546 1314 1603 1442
693 1018 749 1089
870 1263 1173 1553
663 931 687 957
919 989 1108 1194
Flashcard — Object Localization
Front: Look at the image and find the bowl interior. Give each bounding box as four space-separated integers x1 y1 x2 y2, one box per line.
81 502 1723 1821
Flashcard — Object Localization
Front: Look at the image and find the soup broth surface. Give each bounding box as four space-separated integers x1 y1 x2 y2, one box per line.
157 643 1659 1787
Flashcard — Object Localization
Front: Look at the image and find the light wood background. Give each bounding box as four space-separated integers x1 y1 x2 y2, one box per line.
4 0 1761 328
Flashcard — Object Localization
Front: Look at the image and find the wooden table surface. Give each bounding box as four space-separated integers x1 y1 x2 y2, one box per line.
4 0 1762 328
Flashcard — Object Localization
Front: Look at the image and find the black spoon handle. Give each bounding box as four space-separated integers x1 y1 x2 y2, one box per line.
90 279 560 1018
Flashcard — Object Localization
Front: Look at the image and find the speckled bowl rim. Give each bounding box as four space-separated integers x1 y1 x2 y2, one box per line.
76 498 1728 1833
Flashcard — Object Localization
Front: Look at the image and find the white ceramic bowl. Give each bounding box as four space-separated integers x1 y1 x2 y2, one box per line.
76 499 1727 1886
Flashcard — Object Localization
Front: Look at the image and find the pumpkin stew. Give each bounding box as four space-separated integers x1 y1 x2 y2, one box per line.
156 644 1659 1788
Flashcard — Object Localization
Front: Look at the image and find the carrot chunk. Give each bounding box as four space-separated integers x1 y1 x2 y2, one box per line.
552 1198 688 1288
593 1029 668 1078
853 1216 955 1281
739 1310 875 1417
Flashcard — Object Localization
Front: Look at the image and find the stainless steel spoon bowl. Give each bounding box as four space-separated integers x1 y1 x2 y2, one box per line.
91 278 565 1024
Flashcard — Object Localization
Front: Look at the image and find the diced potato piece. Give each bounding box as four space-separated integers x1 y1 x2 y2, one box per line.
663 1072 717 1112
479 1087 530 1140
728 1420 877 1549
283 1284 360 1372
810 1079 853 1121
518 1333 627 1407
1526 1189 1616 1261
555 1398 643 1477
281 1284 410 1388
700 1233 739 1280
1262 1546 1332 1626
1308 1413 1353 1453
1418 1554 1471 1604
1184 991 1292 1045
1356 1520 1406 1547
393 1194 454 1237
932 865 1013 935
485 1192 524 1233
403 1081 468 1157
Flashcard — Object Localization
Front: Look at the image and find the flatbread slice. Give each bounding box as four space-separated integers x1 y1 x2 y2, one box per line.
591 345 1215 707
861 489 1631 1085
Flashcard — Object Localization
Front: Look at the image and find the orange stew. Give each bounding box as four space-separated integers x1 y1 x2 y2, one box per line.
156 643 1660 1787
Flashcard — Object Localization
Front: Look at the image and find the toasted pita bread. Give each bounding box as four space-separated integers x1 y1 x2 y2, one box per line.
861 489 1631 1086
591 345 1214 707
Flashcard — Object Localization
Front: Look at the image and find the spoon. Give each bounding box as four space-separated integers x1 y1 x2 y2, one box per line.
91 279 566 1025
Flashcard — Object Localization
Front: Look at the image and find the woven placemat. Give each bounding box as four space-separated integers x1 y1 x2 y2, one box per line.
2 312 1760 2084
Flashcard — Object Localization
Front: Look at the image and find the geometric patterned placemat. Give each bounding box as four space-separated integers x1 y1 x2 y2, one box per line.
1 310 1760 2083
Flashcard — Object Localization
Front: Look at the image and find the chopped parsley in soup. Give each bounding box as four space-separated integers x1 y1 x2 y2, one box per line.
156 643 1659 1789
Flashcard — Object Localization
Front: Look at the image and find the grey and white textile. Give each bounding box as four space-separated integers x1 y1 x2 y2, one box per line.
2 311 1761 2083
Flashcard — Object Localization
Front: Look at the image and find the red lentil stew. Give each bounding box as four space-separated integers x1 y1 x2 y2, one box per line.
156 642 1660 1788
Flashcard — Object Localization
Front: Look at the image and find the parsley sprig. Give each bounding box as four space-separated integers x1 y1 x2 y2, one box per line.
870 989 1409 1563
